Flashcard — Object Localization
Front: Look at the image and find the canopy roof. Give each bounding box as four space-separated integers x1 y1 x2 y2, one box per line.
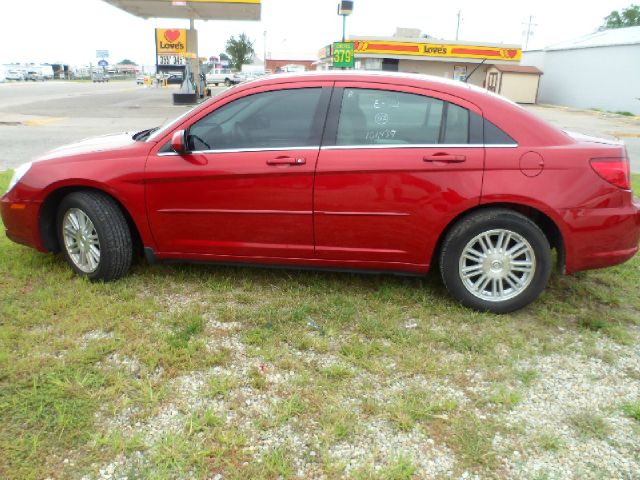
103 0 261 21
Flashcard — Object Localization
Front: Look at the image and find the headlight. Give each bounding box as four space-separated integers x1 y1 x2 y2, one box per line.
6 162 32 193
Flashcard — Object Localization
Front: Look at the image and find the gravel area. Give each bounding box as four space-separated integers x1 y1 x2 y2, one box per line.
79 312 640 479
495 332 640 479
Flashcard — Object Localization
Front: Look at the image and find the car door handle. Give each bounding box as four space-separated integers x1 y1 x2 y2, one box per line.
266 156 306 166
423 153 466 163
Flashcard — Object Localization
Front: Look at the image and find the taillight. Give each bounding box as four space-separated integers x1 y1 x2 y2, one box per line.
590 157 630 190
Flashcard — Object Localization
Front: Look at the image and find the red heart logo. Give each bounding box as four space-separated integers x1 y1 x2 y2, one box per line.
507 49 517 58
164 30 181 42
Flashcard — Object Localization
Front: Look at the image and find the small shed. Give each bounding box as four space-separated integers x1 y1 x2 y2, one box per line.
485 65 543 104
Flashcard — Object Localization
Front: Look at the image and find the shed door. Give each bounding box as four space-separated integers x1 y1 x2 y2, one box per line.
487 71 499 92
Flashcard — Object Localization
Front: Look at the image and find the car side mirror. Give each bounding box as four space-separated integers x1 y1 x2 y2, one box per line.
171 130 189 154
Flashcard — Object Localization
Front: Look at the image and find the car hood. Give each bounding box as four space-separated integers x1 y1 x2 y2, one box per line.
564 130 624 146
36 132 143 162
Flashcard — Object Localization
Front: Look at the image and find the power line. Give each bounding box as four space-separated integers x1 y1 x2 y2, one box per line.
522 15 537 50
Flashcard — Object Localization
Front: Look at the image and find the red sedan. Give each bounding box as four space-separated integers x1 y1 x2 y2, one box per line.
2 72 639 312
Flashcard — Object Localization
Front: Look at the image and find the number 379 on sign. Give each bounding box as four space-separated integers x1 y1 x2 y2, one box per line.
332 42 355 68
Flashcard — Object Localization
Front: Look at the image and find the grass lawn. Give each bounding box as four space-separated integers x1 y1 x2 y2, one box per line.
1 170 639 479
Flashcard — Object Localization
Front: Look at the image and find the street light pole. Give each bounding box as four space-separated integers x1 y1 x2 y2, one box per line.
337 1 353 43
342 15 346 42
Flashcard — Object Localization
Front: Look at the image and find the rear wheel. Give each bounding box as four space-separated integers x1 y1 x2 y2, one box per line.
57 191 132 281
224 78 231 87
439 209 552 313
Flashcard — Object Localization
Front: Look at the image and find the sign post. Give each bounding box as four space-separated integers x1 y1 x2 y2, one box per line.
332 42 354 69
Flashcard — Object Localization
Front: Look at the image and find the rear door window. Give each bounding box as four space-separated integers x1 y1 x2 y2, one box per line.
335 88 478 146
336 88 444 146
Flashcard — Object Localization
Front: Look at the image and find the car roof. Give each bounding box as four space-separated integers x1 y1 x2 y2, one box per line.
247 70 475 92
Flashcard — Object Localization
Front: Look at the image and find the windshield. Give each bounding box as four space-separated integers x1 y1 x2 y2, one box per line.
145 103 203 142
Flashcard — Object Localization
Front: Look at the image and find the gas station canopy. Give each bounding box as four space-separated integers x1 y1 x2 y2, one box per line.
103 0 261 21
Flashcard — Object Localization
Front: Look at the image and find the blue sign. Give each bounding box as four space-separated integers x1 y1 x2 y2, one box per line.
98 60 109 67
96 50 109 58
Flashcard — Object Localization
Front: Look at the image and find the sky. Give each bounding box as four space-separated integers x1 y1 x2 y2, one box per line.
0 0 632 66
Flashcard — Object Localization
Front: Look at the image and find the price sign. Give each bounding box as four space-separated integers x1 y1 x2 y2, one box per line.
157 54 186 66
333 42 354 68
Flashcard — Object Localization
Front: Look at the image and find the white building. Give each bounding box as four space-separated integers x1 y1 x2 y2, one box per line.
523 26 640 115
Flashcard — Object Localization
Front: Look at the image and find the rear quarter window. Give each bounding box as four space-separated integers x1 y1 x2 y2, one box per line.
484 119 516 145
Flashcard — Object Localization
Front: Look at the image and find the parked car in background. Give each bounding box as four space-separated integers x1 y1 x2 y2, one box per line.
166 72 184 85
205 68 234 86
26 71 45 81
276 64 306 73
91 73 109 83
5 70 24 81
2 71 639 313
136 75 146 85
241 71 266 82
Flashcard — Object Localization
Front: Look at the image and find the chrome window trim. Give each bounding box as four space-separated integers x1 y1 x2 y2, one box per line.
156 144 518 156
157 146 320 156
321 144 518 150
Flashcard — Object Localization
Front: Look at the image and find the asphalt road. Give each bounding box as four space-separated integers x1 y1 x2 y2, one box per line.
0 80 196 169
0 80 638 172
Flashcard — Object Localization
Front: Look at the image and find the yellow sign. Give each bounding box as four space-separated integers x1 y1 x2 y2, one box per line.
156 28 187 54
351 40 522 62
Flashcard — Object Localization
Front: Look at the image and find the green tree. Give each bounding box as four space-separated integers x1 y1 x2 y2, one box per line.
602 4 640 29
225 33 255 70
118 59 138 65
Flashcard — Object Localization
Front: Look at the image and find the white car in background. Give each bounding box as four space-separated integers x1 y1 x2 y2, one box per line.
205 68 235 86
6 70 24 81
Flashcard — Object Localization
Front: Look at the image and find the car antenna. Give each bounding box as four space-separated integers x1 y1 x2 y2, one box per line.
463 58 487 83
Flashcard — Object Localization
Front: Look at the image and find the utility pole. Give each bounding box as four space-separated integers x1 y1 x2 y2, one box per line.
522 15 537 50
456 10 461 41
263 30 267 71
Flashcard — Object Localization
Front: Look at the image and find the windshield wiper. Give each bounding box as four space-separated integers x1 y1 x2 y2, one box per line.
132 127 158 141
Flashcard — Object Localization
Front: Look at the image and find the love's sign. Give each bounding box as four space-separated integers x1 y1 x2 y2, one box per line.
156 29 187 54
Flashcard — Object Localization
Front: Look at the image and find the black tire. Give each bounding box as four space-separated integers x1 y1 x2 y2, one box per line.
56 191 132 281
439 209 552 313
224 78 231 87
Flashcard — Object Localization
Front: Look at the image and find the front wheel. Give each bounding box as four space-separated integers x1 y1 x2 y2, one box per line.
57 191 133 281
439 209 552 313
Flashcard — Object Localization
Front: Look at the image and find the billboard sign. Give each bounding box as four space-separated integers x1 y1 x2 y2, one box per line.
156 28 188 66
351 40 522 61
96 50 109 58
318 44 332 60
